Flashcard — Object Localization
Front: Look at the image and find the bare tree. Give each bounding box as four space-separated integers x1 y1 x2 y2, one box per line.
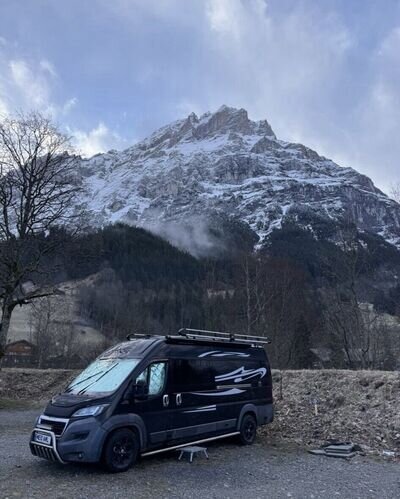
237 254 277 336
320 223 387 368
30 296 57 368
0 112 82 359
236 254 314 368
30 294 78 368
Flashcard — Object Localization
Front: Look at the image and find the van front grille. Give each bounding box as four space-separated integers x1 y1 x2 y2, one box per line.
38 417 68 436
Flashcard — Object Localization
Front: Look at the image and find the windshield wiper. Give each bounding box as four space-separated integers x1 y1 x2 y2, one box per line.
77 363 119 395
65 370 107 392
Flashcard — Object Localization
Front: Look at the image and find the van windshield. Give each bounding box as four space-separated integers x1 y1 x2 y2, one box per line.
65 358 140 395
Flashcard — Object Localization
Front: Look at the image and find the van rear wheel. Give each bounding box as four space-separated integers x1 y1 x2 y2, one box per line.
239 414 257 445
102 428 139 473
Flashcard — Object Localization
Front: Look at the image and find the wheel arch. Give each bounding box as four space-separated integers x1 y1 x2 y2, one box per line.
101 414 147 453
237 404 258 431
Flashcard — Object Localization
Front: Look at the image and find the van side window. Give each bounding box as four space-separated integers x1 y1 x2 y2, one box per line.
135 362 166 396
172 359 216 392
148 362 166 395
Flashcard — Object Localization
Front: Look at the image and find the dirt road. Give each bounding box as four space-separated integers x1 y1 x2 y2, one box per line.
0 407 399 499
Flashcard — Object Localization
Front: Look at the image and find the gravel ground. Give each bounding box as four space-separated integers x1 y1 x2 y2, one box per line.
0 408 399 499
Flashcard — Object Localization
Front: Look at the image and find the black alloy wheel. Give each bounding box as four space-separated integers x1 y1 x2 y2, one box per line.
239 414 257 445
102 428 139 472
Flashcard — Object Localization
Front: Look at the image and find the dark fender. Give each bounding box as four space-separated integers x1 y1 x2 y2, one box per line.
101 414 148 451
237 403 273 429
237 403 259 430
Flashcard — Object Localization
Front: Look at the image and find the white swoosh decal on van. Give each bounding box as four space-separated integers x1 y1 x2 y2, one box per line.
198 351 219 358
198 351 250 358
184 405 216 413
190 388 245 396
215 366 266 383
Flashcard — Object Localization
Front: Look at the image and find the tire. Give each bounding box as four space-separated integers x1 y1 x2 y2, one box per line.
102 428 139 473
239 413 257 445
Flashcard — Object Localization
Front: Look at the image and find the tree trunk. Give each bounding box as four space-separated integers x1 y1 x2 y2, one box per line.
0 299 14 361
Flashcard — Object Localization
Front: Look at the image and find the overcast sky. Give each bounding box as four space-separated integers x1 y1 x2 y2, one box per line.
0 0 399 193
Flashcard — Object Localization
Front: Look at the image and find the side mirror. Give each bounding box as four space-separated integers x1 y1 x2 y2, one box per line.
132 379 149 400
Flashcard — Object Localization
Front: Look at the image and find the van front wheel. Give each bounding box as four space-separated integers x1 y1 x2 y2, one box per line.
102 428 139 473
239 414 257 445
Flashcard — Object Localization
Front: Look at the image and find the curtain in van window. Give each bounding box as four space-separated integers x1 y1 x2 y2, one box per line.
134 362 166 395
148 363 166 395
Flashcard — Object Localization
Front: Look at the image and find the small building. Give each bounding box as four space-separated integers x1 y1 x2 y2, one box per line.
3 340 37 367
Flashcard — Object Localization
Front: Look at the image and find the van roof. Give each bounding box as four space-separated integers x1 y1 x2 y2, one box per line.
99 333 268 361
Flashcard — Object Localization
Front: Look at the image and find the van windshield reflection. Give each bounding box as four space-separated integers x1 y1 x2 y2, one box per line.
66 358 140 395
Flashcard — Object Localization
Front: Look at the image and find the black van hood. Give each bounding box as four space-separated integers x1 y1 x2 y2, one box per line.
44 392 110 418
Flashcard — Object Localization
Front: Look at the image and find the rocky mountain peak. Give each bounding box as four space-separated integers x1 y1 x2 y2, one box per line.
77 106 400 255
137 105 276 152
193 105 276 140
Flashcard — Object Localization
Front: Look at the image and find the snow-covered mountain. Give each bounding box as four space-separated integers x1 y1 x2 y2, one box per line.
76 105 400 254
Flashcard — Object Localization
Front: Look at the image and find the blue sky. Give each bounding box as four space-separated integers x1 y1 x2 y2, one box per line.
0 0 399 193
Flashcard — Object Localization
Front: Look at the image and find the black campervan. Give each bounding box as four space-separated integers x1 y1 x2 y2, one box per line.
30 328 273 472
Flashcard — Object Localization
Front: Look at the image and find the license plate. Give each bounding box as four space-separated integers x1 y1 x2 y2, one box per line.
34 432 52 445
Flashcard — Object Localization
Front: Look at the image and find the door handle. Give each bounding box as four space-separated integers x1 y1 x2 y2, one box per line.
176 393 182 406
163 394 169 407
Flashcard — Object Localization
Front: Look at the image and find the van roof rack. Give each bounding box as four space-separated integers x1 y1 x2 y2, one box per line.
126 329 271 346
178 328 271 346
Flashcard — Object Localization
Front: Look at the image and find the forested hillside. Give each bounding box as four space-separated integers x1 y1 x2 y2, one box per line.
28 222 400 370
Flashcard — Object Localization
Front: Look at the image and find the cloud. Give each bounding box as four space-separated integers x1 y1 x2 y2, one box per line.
0 51 76 119
0 36 78 119
144 217 223 257
9 59 54 112
71 122 129 157
201 1 354 124
183 0 398 193
39 59 58 78
0 44 124 157
175 99 203 118
1 0 399 192
311 23 400 192
368 27 400 134
206 0 248 39
62 97 78 115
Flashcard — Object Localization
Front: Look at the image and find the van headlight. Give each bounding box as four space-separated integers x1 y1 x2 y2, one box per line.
72 404 109 418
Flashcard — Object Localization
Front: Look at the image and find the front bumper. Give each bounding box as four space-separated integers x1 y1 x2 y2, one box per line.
30 429 66 464
30 416 106 464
